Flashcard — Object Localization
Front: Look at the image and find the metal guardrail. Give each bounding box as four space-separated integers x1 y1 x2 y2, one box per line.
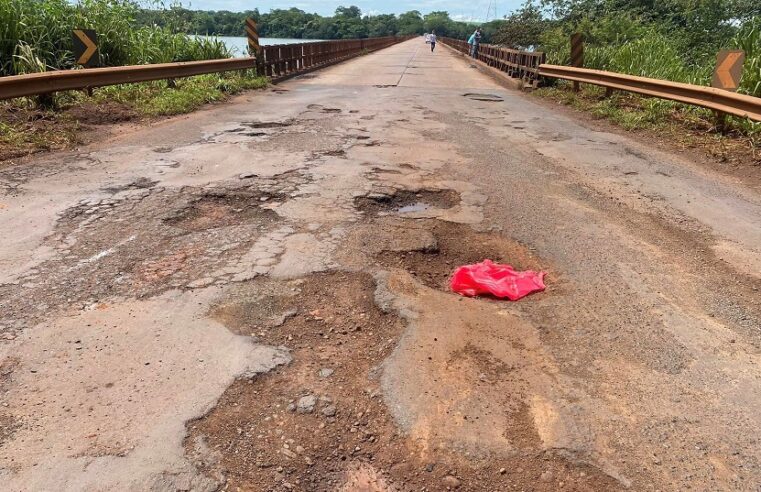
440 37 545 87
538 64 761 122
441 35 761 123
0 36 408 100
0 58 255 100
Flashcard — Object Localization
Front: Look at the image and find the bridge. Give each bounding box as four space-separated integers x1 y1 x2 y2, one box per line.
1 38 760 491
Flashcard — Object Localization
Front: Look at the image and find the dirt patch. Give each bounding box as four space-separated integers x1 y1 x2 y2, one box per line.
354 189 460 216
67 101 137 125
164 190 283 232
0 413 21 447
133 245 200 284
0 101 141 164
187 271 620 491
376 220 546 292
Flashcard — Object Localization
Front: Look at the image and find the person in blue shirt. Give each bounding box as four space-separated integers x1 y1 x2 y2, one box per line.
468 28 482 58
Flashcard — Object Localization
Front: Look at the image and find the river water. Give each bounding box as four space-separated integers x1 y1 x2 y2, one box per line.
197 36 324 57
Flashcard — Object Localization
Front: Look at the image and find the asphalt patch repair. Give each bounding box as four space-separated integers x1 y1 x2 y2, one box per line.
187 271 619 491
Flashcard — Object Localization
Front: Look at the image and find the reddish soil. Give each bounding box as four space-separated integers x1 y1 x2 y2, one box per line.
186 271 619 491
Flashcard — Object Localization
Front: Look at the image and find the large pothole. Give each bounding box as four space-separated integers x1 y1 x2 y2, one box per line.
164 190 283 232
187 271 620 491
354 189 460 216
376 220 547 292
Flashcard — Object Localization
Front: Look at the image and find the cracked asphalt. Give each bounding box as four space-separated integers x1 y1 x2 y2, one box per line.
1 39 760 491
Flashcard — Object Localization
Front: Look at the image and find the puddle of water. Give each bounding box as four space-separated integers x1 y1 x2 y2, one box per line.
397 202 431 213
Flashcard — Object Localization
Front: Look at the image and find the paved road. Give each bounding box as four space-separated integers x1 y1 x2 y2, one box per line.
1 39 760 491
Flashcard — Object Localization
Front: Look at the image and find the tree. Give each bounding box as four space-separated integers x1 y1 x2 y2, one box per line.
335 6 362 19
398 10 424 35
494 3 548 48
366 14 398 37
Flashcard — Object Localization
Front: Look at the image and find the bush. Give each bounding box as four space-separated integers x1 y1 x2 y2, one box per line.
0 0 232 76
734 17 761 97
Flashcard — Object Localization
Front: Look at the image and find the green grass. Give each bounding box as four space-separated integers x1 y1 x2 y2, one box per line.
534 81 760 151
94 70 268 116
1 0 232 76
537 16 761 139
0 71 269 161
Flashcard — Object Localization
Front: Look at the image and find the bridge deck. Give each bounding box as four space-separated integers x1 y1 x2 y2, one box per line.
1 39 760 491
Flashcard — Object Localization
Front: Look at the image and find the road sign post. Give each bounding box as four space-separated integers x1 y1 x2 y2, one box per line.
711 50 745 133
570 33 584 92
72 29 99 68
245 17 262 74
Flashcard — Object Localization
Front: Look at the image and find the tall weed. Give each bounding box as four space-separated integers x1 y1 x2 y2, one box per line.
0 0 231 76
733 17 761 97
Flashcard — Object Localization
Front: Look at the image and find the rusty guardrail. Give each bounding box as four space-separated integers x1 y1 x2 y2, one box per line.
440 37 545 87
258 36 402 78
538 64 761 122
0 36 408 100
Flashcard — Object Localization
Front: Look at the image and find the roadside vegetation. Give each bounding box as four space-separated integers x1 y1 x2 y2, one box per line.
136 6 499 41
0 0 268 162
495 0 761 148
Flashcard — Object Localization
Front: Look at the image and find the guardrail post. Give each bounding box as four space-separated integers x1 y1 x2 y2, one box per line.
570 33 584 92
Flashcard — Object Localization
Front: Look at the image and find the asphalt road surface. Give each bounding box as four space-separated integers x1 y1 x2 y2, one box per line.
1 39 760 491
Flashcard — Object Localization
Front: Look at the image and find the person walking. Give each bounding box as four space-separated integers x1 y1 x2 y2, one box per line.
429 31 437 52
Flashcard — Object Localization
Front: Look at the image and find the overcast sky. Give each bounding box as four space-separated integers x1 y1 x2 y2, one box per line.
183 0 525 21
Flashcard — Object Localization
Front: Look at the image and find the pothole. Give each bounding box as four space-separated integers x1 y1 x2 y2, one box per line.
376 220 546 292
165 191 283 232
354 189 460 215
315 149 346 158
189 272 407 489
370 167 402 175
241 120 294 129
209 277 302 335
463 93 504 102
187 271 618 491
307 104 342 113
102 177 158 194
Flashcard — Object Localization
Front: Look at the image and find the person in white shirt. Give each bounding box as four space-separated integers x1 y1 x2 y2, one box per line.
429 31 437 52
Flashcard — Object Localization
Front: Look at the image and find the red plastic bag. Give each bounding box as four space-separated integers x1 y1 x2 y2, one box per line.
450 259 546 300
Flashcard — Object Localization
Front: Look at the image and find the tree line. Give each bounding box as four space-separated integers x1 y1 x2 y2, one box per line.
492 0 760 97
134 6 500 41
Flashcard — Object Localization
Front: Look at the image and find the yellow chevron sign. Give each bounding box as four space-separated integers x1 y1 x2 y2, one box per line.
246 17 260 54
73 29 98 67
712 50 745 91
